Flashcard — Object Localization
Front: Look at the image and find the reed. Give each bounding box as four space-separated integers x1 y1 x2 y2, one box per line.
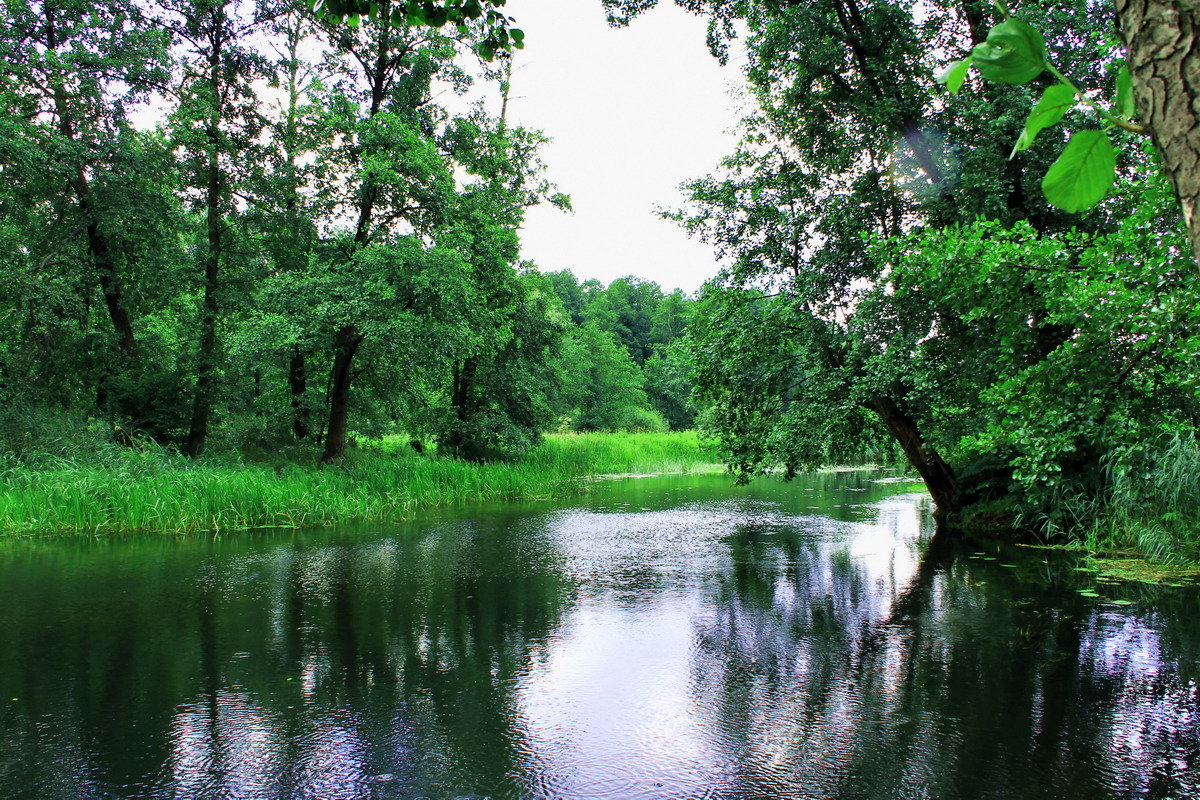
1079 431 1200 564
0 431 715 536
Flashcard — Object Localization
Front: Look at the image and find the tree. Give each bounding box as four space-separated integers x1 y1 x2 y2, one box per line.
434 99 570 458
313 0 523 60
644 342 696 430
1117 1 1200 265
310 8 462 462
0 0 172 413
659 0 1128 516
557 323 663 431
163 0 272 456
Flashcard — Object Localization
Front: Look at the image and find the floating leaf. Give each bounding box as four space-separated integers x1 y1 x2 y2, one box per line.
1117 63 1135 118
938 57 973 94
1108 599 1134 605
1078 590 1100 597
1013 83 1076 154
1042 130 1116 212
972 19 1046 85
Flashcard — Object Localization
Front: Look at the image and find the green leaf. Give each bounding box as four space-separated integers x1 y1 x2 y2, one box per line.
1042 130 1116 212
1013 83 1076 154
971 19 1046 85
1117 64 1136 118
937 56 973 94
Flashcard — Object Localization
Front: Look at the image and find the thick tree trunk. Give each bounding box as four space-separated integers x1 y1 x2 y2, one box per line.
320 325 364 464
289 350 310 440
863 396 959 517
1116 0 1200 265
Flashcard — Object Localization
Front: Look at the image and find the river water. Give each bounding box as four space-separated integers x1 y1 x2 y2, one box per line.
0 470 1197 799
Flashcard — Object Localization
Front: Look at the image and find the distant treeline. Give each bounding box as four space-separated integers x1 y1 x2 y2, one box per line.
0 0 695 464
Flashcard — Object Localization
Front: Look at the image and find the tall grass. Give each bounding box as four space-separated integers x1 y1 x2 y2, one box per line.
1079 432 1200 564
0 431 715 536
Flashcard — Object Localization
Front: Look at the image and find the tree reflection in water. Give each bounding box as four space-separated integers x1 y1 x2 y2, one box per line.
0 472 1196 799
691 495 1200 799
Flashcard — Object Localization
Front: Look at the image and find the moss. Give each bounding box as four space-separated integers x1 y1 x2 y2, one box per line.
1090 557 1200 586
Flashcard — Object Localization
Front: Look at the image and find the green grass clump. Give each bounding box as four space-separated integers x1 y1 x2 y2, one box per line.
1077 432 1200 565
0 431 715 536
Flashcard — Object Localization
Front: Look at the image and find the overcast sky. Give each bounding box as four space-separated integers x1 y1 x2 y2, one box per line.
499 0 746 293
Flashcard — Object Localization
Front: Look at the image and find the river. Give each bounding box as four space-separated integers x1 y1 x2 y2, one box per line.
0 470 1196 799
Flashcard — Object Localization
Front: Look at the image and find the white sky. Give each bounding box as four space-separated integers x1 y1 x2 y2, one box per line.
500 0 746 293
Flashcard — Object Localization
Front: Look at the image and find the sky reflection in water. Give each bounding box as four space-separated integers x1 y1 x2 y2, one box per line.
0 471 1196 799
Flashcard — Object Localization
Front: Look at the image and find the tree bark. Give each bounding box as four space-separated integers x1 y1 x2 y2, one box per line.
320 325 364 464
1116 0 1200 265
863 396 959 516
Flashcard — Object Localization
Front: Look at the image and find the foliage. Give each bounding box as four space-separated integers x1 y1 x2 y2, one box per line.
617 0 1200 563
937 1 1145 212
3 0 674 469
313 0 523 61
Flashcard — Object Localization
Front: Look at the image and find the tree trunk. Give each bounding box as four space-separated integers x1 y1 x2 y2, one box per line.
863 396 959 517
184 236 219 457
78 185 138 358
445 357 477 455
289 350 310 439
1116 0 1200 265
185 41 225 458
44 3 139 405
320 325 364 464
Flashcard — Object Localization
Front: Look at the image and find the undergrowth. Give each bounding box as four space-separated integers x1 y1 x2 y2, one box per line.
1078 432 1200 564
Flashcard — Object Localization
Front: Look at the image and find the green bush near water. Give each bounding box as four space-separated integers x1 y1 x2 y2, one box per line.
0 429 713 536
1076 433 1200 565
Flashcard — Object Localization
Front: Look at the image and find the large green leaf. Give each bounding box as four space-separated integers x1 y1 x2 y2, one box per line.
937 56 973 94
1013 83 1076 154
971 19 1046 85
1117 64 1136 118
1042 130 1116 212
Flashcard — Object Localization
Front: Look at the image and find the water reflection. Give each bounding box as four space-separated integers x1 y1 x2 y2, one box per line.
0 471 1196 799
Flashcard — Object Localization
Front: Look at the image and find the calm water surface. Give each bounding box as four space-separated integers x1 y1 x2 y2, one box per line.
0 470 1197 799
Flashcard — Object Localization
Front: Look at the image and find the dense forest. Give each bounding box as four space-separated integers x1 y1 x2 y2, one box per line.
4 0 1200 562
0 0 695 465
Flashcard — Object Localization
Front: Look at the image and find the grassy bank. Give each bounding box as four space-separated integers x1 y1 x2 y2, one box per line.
958 432 1200 568
0 431 715 536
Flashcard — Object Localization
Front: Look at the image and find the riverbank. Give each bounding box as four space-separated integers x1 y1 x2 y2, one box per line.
0 432 716 536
